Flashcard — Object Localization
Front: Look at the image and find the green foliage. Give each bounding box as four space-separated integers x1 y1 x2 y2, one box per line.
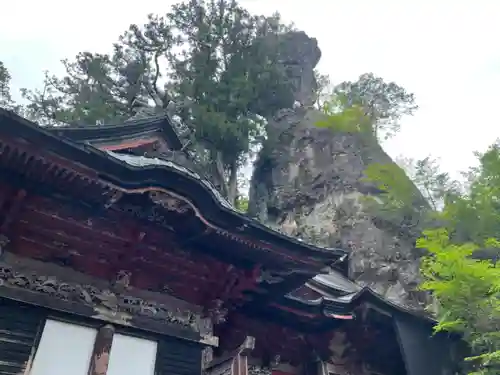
0 62 23 114
357 156 461 238
235 195 249 212
362 145 500 374
0 62 13 109
442 142 500 244
332 73 418 140
316 74 417 141
418 229 500 375
396 156 461 211
363 162 422 210
315 93 370 134
359 162 429 236
414 142 500 374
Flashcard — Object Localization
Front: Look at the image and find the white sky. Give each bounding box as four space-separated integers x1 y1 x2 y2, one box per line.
2 0 500 179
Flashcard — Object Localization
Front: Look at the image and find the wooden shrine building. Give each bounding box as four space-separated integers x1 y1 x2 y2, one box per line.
0 109 459 375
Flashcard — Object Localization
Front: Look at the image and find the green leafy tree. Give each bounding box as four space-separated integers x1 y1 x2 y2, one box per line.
416 142 500 374
442 142 500 244
418 229 500 375
396 156 460 211
0 62 22 113
21 0 297 205
0 62 13 109
167 1 295 203
21 14 174 125
316 74 417 141
332 73 418 140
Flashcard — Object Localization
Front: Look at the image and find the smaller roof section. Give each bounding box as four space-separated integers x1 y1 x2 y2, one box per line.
48 112 184 151
281 271 433 323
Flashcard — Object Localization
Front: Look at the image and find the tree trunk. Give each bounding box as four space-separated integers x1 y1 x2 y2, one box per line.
211 150 238 206
227 161 238 207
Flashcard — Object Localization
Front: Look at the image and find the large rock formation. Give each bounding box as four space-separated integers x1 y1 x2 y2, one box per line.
248 31 427 311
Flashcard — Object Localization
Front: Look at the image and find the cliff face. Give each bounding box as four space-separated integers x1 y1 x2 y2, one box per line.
248 32 427 311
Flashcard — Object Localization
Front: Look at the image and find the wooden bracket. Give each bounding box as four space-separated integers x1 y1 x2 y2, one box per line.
237 336 255 357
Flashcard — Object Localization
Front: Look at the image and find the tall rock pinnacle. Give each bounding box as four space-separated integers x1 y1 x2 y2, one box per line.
248 31 427 311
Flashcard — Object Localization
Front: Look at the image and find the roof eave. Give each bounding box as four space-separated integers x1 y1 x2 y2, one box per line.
0 109 348 272
46 114 184 151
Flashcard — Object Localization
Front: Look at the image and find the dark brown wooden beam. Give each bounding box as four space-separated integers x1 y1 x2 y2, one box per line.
0 189 26 232
18 207 214 273
11 238 221 302
14 221 214 276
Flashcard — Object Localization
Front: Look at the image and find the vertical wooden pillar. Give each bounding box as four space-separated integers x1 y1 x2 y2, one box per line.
204 336 255 375
232 336 255 375
87 324 115 375
317 361 328 375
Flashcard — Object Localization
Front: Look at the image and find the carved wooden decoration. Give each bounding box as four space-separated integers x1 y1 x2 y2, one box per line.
149 191 191 214
247 366 272 375
0 262 198 329
206 299 229 324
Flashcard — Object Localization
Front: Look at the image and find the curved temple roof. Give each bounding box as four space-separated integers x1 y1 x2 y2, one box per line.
0 109 348 277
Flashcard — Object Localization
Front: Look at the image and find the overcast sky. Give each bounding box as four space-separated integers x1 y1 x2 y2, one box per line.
2 1 500 179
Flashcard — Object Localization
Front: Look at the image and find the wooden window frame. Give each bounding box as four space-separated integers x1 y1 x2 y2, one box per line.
26 315 168 375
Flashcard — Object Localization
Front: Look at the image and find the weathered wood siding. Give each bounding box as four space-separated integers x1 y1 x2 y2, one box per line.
156 337 202 375
0 299 45 375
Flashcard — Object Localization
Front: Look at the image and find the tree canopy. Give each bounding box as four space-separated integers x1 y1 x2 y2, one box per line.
419 229 500 375
316 73 418 143
18 0 298 205
417 145 500 373
0 61 22 113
